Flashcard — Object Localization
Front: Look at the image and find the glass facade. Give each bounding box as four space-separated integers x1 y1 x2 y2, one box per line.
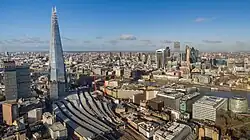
49 7 67 99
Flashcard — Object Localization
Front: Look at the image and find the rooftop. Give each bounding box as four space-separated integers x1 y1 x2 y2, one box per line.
181 92 200 101
157 89 184 99
195 95 227 107
138 121 159 132
49 122 66 132
155 122 190 139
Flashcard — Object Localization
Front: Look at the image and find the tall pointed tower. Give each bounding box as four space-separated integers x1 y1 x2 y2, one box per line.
49 6 67 100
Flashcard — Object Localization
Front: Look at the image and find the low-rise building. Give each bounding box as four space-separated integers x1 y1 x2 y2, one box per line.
138 121 160 139
48 122 68 140
153 122 193 140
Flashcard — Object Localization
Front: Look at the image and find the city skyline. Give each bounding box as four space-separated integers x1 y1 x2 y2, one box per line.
0 0 250 52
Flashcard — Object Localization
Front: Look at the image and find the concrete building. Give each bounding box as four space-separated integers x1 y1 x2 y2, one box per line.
138 121 160 139
48 122 68 139
192 96 228 122
28 108 43 123
2 102 19 125
180 92 201 114
117 89 143 99
146 90 158 101
123 68 132 78
156 89 184 110
42 112 55 125
153 122 193 140
133 93 145 105
198 126 220 140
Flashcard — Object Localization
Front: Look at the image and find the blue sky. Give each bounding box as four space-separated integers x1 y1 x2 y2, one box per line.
0 0 250 52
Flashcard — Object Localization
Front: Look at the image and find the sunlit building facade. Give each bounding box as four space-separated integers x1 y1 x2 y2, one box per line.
49 7 67 100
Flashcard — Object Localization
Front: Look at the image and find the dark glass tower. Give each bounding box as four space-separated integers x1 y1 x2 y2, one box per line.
49 7 67 99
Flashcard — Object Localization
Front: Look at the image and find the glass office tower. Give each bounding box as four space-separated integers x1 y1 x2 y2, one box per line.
49 7 67 99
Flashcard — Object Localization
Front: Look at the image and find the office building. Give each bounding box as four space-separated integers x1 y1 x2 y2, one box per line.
192 96 228 122
185 46 191 67
190 47 199 63
2 102 19 125
0 61 32 100
0 61 18 101
156 89 184 110
180 92 201 114
49 7 67 100
165 47 171 57
229 96 248 113
16 64 32 98
156 48 166 69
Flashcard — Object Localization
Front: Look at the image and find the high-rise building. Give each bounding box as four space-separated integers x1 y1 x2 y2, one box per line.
0 61 32 100
16 64 31 99
185 45 191 66
0 61 18 101
165 47 171 57
156 49 166 69
49 7 67 100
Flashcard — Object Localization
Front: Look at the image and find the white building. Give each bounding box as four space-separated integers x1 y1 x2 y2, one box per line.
192 96 228 122
42 112 55 125
138 121 160 138
28 108 43 123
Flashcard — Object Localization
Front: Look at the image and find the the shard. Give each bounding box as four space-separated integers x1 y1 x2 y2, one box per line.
49 6 67 99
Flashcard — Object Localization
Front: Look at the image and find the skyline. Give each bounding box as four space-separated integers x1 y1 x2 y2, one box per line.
0 0 250 52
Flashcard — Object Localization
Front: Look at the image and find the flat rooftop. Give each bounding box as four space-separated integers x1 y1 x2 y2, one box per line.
195 95 227 107
155 122 190 139
49 122 66 132
138 121 159 132
181 92 200 101
157 89 184 99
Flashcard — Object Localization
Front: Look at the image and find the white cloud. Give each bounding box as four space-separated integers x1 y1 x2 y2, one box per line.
120 34 136 40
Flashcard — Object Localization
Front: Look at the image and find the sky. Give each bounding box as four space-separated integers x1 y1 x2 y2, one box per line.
0 0 250 52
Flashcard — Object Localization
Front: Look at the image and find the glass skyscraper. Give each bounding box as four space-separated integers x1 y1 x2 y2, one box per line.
49 7 67 99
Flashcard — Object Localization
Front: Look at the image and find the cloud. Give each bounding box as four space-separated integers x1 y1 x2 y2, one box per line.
96 36 103 39
0 41 4 45
120 34 136 40
108 40 118 45
194 18 206 22
62 37 74 42
140 40 152 44
161 40 172 44
194 17 216 23
1 37 49 44
202 40 222 44
83 40 91 43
